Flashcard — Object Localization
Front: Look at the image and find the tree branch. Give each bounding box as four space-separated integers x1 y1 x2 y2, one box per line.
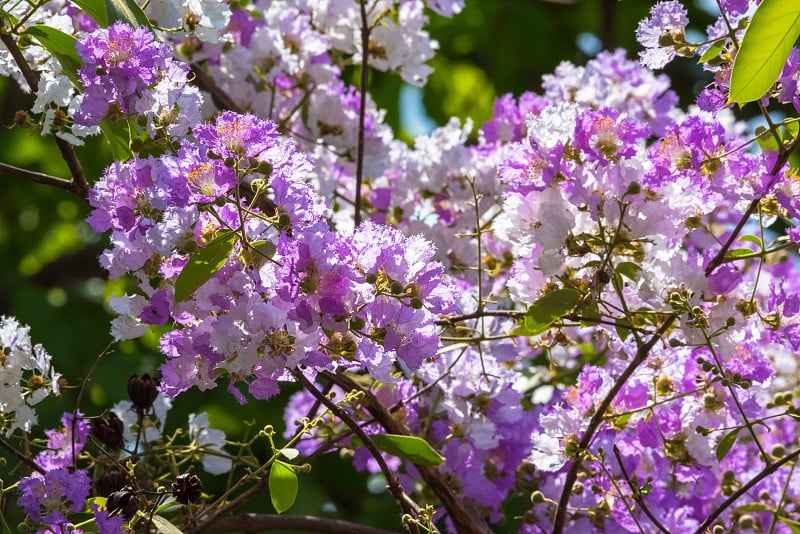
291 369 420 533
0 160 76 192
552 314 676 534
354 0 371 230
321 370 492 534
705 136 800 276
0 32 89 199
693 447 800 534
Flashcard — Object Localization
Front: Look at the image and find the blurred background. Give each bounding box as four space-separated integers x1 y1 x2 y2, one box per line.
0 0 721 530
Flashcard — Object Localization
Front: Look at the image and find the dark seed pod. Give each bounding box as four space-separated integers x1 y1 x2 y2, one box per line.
107 486 138 518
93 411 124 449
95 466 127 498
172 473 203 504
128 374 159 413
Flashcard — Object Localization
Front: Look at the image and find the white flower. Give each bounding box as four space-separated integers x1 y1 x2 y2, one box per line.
188 412 232 474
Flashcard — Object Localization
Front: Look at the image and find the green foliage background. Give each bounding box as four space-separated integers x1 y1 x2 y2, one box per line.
0 1 719 530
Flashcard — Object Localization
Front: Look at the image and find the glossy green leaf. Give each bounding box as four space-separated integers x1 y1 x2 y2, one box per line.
174 232 237 302
715 427 741 462
70 0 108 27
105 0 153 30
24 26 81 86
729 0 800 103
269 461 298 514
99 118 133 161
366 434 445 466
738 234 763 248
615 262 641 281
735 502 772 513
779 516 800 534
151 515 183 534
698 39 726 64
524 288 582 335
726 248 754 258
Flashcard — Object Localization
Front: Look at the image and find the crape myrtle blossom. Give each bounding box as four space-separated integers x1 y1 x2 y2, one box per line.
75 21 202 136
636 1 690 69
87 107 456 402
0 316 61 435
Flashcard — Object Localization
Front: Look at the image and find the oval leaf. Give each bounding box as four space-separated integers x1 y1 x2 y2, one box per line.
105 0 154 30
525 288 582 335
729 0 800 103
151 515 183 534
70 0 109 27
369 434 445 466
269 461 298 514
24 26 81 86
174 232 237 302
715 427 741 462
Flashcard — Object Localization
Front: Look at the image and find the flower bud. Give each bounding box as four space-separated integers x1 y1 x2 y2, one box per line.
107 486 138 518
128 374 159 413
530 490 545 504
96 467 127 497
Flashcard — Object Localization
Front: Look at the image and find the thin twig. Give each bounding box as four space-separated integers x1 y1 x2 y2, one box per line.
552 314 676 534
0 32 89 199
0 436 45 475
291 369 420 533
321 370 492 534
0 161 75 191
705 136 800 276
612 445 669 534
693 448 800 534
354 0 370 230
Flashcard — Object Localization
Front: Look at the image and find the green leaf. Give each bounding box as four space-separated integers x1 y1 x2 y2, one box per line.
615 320 631 342
715 427 741 462
726 248 754 258
729 0 800 103
151 515 183 534
105 0 153 30
174 232 237 302
269 461 298 514
369 434 445 466
70 0 108 27
524 288 582 335
779 516 800 534
738 234 763 248
99 118 133 161
615 262 641 282
735 502 773 513
24 26 81 86
698 39 726 64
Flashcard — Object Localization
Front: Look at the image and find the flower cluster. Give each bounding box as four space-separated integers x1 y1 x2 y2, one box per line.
0 316 61 435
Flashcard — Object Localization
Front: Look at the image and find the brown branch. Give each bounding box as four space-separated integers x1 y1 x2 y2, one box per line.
693 447 800 534
321 370 492 534
705 136 800 276
435 309 523 327
291 369 420 533
354 0 370 230
196 513 397 534
0 160 75 191
0 32 89 199
612 445 669 534
552 314 676 534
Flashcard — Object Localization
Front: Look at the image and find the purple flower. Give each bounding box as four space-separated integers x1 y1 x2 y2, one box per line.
18 468 90 524
35 411 90 472
707 264 743 295
139 290 171 325
636 1 689 69
194 111 279 160
92 503 125 534
75 22 171 126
